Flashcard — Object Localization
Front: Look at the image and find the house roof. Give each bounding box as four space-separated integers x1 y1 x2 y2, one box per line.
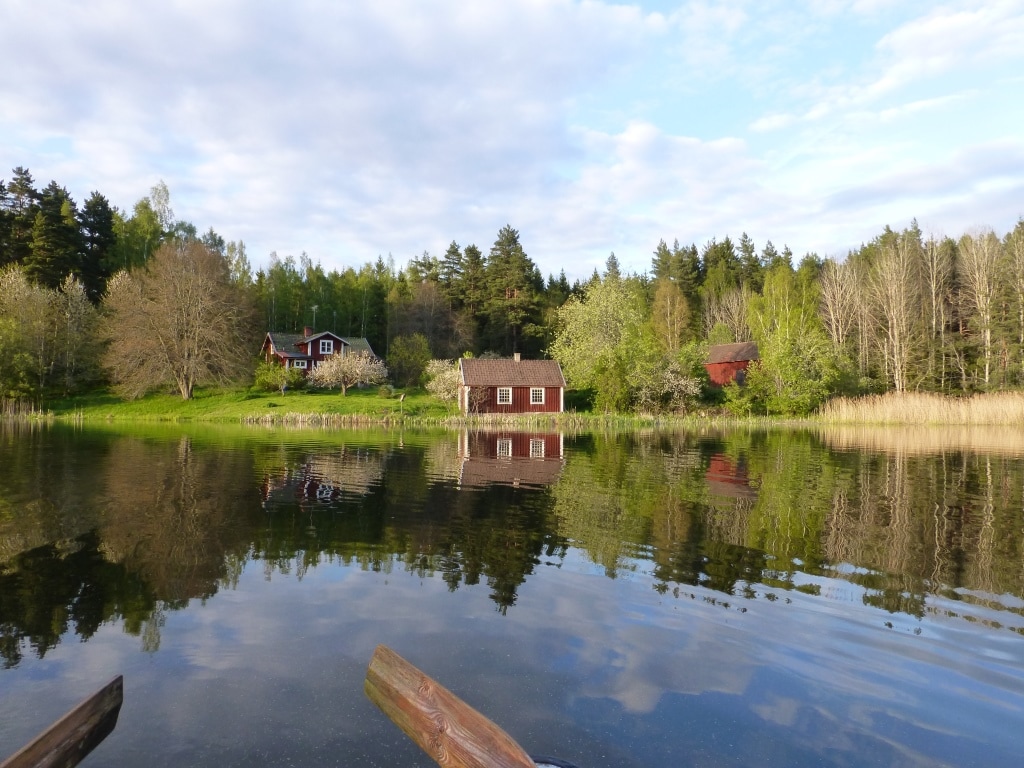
706 342 760 365
264 331 375 358
459 358 566 387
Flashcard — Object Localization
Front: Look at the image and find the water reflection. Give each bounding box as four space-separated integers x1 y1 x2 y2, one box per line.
2 424 1023 670
457 430 564 489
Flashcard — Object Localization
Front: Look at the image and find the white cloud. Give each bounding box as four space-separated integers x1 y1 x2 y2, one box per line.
1 0 1022 279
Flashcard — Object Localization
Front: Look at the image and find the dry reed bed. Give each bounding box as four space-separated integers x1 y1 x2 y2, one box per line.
818 424 1024 456
819 392 1024 426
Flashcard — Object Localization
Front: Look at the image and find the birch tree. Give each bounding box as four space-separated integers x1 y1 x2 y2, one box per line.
958 230 1002 385
869 235 918 393
819 258 857 353
921 235 954 388
1005 219 1024 380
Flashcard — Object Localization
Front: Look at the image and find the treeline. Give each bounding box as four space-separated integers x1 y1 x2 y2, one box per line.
2 165 1023 413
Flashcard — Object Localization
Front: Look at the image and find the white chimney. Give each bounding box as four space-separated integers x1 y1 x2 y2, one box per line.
514 352 521 362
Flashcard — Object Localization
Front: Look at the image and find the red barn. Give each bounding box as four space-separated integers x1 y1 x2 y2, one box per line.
705 342 759 386
458 355 566 414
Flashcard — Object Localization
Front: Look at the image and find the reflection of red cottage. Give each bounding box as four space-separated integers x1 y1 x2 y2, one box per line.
704 342 759 386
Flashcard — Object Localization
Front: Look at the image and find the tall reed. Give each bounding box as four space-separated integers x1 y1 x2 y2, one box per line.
819 391 1024 425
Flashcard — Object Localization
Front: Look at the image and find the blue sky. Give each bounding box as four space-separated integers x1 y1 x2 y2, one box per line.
3 0 1022 281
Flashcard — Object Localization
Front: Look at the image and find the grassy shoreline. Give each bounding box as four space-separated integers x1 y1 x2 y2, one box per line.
6 388 1024 428
9 387 736 429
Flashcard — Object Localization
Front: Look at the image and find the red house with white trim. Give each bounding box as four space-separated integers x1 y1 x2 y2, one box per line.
458 355 566 414
261 327 375 373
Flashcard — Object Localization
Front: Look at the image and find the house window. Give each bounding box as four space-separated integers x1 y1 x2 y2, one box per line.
319 339 334 355
530 387 544 405
530 439 545 458
496 438 512 457
497 387 512 405
291 360 307 369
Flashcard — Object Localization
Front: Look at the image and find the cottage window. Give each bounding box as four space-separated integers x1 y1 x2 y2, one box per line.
496 438 512 457
291 360 308 369
497 387 512 405
530 439 545 458
319 339 334 354
530 387 544 405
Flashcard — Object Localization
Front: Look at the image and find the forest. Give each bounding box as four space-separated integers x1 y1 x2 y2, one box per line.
2 165 1023 415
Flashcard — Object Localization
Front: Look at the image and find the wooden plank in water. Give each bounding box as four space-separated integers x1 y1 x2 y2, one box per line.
0 675 123 768
365 645 536 768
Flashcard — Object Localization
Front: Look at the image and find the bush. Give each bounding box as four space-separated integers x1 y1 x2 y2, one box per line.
254 361 306 394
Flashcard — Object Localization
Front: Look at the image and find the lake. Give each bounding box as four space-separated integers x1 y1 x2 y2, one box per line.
1 422 1022 767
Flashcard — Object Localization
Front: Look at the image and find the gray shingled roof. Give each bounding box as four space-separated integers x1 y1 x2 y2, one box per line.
459 358 566 387
706 342 760 365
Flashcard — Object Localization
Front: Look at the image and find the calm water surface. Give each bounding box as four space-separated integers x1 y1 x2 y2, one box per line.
1 423 1022 767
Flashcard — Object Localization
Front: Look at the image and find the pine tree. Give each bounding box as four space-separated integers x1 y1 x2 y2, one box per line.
26 182 83 289
78 191 116 301
3 167 39 267
483 225 542 355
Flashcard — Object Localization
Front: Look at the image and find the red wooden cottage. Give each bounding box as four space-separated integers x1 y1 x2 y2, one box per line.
704 342 759 386
261 327 375 373
458 355 566 414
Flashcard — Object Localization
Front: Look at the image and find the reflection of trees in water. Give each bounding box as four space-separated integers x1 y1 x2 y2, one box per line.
251 464 567 614
0 531 157 668
4 426 1023 665
99 435 260 604
822 448 1023 622
551 429 1024 629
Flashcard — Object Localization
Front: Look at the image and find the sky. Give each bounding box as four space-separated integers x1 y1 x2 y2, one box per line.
3 0 1023 282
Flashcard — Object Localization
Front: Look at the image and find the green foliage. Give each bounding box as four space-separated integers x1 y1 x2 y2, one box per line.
254 361 305 394
388 333 432 387
0 316 35 398
736 264 838 415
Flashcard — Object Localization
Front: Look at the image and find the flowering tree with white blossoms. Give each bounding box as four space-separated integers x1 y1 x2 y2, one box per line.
307 351 387 395
423 359 459 403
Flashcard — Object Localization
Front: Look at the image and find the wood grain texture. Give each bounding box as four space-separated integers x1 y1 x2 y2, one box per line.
365 645 536 768
0 675 123 768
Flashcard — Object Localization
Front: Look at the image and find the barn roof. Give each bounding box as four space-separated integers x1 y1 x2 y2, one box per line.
459 358 566 387
706 341 760 365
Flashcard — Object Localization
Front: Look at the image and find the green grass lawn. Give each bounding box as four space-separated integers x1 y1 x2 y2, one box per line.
43 386 458 423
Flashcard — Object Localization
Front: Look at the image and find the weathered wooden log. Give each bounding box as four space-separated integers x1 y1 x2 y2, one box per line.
0 675 123 768
365 645 537 768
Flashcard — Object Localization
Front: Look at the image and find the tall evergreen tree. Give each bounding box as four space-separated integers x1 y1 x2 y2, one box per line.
738 232 763 292
78 191 116 301
26 181 83 289
3 167 39 267
483 225 543 355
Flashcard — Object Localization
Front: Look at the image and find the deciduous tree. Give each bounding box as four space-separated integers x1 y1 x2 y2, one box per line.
307 351 387 395
959 229 1002 385
424 359 459 403
100 240 255 399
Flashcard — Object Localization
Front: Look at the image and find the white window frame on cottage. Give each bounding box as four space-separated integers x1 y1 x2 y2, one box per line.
319 339 334 355
530 438 545 458
530 387 544 405
496 438 512 457
291 359 308 369
497 387 512 405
